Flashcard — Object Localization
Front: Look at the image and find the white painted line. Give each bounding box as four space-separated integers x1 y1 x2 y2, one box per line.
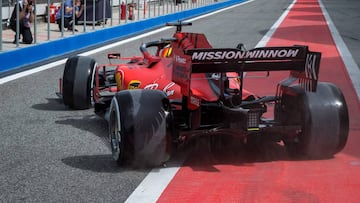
0 27 170 85
0 0 254 85
78 27 172 57
319 0 360 101
124 160 186 203
187 0 255 22
256 0 296 47
0 59 67 85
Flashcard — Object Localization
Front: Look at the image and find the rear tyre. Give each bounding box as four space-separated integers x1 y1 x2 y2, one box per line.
62 56 96 110
277 82 349 159
108 89 172 167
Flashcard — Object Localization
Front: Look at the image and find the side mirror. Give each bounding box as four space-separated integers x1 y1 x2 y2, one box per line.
108 53 121 59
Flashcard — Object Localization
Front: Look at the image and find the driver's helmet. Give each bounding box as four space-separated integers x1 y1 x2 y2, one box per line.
161 45 173 58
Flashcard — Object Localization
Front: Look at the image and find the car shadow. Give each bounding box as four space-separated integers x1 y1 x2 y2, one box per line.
55 114 109 145
179 135 295 172
61 154 149 173
32 99 341 172
32 97 71 111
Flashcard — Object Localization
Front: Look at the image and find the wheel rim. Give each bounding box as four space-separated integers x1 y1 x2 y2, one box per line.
110 104 122 161
90 63 97 105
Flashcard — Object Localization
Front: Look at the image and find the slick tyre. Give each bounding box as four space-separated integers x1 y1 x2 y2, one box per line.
278 82 349 159
108 96 126 166
109 89 171 167
62 56 96 110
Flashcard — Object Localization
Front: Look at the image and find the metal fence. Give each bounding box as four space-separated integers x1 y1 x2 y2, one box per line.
1 0 222 52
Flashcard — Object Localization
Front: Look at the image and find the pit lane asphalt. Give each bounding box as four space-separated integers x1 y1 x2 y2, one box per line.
0 0 359 202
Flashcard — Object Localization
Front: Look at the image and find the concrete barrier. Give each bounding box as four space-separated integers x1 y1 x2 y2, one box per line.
0 0 245 76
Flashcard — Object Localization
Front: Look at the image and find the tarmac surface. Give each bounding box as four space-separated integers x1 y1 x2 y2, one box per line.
1 0 359 69
0 0 359 202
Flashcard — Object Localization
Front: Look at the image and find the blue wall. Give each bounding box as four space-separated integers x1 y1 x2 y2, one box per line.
0 0 245 75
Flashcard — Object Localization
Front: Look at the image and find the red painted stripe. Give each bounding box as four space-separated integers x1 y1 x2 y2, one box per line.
157 0 360 202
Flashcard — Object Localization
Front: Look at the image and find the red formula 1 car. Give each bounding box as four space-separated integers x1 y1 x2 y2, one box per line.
60 21 349 166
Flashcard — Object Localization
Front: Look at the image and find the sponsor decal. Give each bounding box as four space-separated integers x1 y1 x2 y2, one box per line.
163 82 176 96
144 82 176 96
144 83 159 90
190 96 200 106
128 80 141 89
175 55 187 64
191 48 300 61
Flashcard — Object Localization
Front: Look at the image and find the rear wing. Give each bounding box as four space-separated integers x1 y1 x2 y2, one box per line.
184 46 321 92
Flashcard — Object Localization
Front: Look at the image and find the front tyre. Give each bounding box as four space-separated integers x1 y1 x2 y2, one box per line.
62 56 96 110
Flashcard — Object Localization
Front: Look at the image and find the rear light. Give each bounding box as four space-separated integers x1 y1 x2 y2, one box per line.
247 109 262 128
